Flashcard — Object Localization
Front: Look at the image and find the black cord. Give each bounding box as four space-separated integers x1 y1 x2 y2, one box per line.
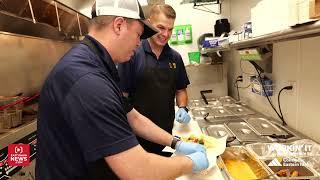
278 86 293 125
236 81 240 101
234 76 244 101
234 75 252 101
252 65 286 125
278 88 286 121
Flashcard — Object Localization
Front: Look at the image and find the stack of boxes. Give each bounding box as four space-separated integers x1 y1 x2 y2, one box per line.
251 0 319 37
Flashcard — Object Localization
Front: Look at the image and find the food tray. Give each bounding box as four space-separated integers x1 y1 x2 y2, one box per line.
203 124 235 139
206 98 222 107
218 96 236 105
188 99 219 109
191 107 234 120
246 142 283 159
245 117 288 136
218 146 270 180
225 122 262 143
262 158 319 179
224 104 255 116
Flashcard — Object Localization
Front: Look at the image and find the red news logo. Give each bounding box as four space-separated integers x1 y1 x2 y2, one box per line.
8 144 30 166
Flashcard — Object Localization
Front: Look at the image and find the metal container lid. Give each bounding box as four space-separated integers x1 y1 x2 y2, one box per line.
246 117 288 136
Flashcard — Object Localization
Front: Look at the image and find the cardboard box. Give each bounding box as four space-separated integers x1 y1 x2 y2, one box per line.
309 0 320 18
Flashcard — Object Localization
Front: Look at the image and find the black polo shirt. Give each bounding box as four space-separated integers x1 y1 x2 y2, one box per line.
118 39 190 94
36 35 138 180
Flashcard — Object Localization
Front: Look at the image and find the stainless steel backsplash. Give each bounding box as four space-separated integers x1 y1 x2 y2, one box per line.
0 32 73 96
186 64 228 100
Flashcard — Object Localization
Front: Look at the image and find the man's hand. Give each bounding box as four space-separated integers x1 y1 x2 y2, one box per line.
175 141 206 155
175 108 191 124
186 151 209 172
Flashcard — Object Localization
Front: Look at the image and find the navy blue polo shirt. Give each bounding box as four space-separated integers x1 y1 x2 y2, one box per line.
36 35 138 180
118 39 190 94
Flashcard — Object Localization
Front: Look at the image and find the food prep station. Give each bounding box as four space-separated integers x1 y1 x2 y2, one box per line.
177 94 320 180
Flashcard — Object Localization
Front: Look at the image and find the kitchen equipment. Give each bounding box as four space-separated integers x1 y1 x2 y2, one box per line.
189 99 212 109
262 158 319 179
200 90 213 105
218 146 270 180
218 96 236 105
0 96 23 129
206 98 222 106
203 124 234 139
245 117 288 136
245 142 303 160
224 104 255 116
214 18 230 37
192 107 234 121
0 109 23 129
225 121 264 143
0 93 39 129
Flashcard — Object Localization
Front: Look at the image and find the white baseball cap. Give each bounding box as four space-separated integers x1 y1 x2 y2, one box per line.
92 0 158 39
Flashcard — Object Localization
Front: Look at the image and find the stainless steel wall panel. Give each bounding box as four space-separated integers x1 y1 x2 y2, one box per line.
0 32 73 96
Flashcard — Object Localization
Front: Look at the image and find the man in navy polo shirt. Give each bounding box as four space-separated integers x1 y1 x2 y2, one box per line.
118 4 191 156
36 0 208 179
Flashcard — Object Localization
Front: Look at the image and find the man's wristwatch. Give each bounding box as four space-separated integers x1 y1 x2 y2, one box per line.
171 136 181 149
179 106 189 113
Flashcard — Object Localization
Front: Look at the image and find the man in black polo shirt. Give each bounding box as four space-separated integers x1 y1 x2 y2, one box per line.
118 4 192 156
36 0 208 179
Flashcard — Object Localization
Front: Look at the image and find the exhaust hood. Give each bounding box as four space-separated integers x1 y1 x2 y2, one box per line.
55 0 95 18
0 0 91 40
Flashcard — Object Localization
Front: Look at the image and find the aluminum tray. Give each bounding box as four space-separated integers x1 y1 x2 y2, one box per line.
224 104 255 116
206 98 222 106
245 117 288 136
218 146 270 180
218 96 236 105
189 99 222 109
203 124 235 139
189 99 210 109
191 107 234 119
225 122 262 143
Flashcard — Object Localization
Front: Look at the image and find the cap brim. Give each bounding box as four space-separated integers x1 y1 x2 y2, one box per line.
139 19 159 39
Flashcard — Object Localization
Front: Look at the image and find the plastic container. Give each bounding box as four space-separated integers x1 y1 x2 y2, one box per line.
250 76 273 96
188 51 200 64
218 146 270 180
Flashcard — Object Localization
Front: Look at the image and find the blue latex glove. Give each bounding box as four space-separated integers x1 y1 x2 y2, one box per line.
186 151 209 172
175 141 206 155
175 108 191 123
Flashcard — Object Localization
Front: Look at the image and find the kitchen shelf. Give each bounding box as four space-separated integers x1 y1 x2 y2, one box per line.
231 20 320 49
200 46 230 54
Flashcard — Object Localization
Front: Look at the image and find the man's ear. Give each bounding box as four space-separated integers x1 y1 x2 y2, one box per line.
113 17 126 36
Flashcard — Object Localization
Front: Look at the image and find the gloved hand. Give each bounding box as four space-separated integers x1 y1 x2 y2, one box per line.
186 151 209 172
175 141 206 155
175 107 191 124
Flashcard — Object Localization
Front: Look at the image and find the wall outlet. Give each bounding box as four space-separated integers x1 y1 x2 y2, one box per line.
285 80 296 94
